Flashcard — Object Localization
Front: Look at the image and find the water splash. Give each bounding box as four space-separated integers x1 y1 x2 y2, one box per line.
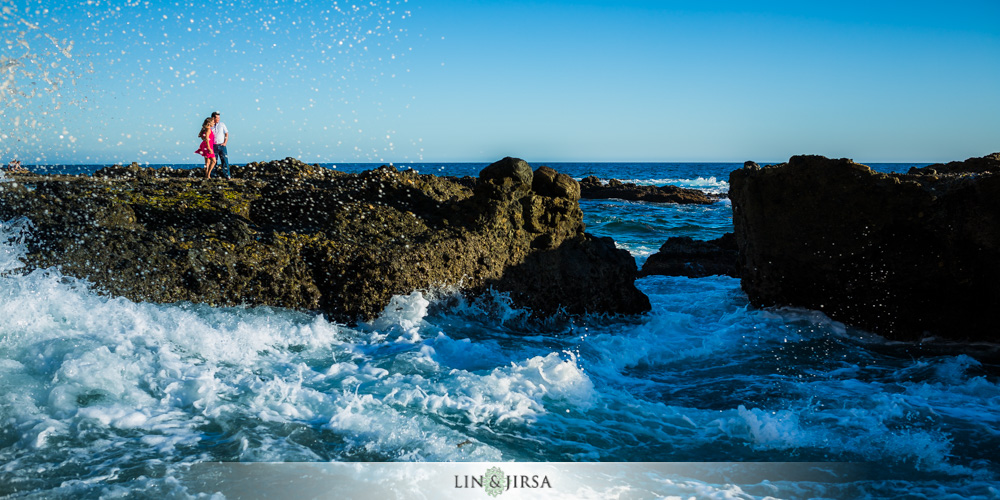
0 217 32 273
0 2 79 109
2 0 417 164
1 1 89 163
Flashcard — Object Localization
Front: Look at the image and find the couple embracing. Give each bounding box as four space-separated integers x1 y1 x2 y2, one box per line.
195 111 231 179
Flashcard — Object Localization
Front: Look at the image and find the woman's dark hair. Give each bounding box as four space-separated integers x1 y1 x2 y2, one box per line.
199 117 213 138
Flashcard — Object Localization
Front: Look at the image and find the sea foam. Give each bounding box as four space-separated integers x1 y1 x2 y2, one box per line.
2 213 999 496
618 176 731 194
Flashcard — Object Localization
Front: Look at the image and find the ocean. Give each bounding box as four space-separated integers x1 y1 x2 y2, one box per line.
2 162 999 498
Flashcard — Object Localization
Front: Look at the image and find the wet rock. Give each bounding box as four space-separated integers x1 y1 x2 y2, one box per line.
497 234 649 316
0 157 650 323
639 233 738 278
730 154 1000 341
579 176 719 204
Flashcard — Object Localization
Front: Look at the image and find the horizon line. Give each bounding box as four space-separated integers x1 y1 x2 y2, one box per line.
17 159 937 167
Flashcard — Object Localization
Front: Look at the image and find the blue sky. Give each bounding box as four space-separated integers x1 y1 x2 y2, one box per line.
2 0 998 164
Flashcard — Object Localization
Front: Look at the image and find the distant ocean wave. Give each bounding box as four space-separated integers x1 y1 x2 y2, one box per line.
610 176 731 194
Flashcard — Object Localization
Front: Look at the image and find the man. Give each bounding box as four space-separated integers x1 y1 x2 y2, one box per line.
211 111 230 179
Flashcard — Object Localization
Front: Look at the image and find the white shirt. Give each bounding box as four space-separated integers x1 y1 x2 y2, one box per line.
212 122 228 144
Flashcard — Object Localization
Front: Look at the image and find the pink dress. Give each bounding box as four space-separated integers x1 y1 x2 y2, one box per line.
195 130 216 158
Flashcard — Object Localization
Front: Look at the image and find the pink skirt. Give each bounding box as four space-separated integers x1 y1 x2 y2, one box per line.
195 141 215 158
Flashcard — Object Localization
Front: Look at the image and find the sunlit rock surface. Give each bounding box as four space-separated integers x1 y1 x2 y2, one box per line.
0 157 650 322
729 154 1000 341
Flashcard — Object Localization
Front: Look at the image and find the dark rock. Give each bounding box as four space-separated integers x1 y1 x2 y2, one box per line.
497 234 650 316
91 157 348 181
0 157 650 324
479 156 533 188
639 233 738 278
579 176 719 204
908 152 1000 175
730 154 1000 342
233 157 340 180
94 162 196 179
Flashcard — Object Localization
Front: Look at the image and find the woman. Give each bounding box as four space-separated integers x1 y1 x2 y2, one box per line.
195 117 216 178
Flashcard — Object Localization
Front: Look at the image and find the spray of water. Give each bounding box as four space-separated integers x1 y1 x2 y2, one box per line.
1 0 90 163
2 0 417 165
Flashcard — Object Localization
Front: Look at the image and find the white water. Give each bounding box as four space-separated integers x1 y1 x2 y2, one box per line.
632 176 731 195
1 216 999 497
592 176 731 195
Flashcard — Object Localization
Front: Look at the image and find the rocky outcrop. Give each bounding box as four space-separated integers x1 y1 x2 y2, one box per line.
579 176 719 204
92 159 341 180
533 166 581 200
638 233 738 278
908 152 1000 175
0 157 650 323
730 154 1000 342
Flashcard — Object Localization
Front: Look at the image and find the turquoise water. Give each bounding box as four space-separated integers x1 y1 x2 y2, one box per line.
2 162 998 498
